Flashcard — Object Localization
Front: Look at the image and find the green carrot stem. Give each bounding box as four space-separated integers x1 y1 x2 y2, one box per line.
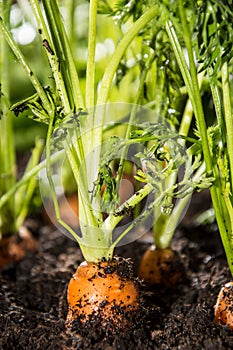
30 0 70 113
108 182 179 251
116 51 157 189
15 139 44 229
0 0 16 236
82 0 101 216
179 72 204 139
44 0 74 108
81 7 159 232
46 122 111 262
0 17 51 114
97 5 159 107
102 183 154 235
154 161 206 249
208 68 226 145
165 20 194 107
45 109 82 244
222 62 233 193
86 0 97 108
177 0 233 274
65 0 76 48
153 96 194 248
48 0 84 109
177 1 211 173
63 137 99 231
208 71 232 235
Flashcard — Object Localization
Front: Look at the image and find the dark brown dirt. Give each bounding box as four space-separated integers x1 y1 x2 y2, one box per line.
1 192 233 349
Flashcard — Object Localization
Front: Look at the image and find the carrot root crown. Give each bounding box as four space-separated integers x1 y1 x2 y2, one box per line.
66 257 140 330
138 245 184 288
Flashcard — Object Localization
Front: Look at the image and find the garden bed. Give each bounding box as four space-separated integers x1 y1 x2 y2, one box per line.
1 192 233 350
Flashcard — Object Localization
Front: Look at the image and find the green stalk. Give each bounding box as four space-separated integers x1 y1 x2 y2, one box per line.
84 7 159 230
37 0 106 258
179 97 194 138
219 62 233 245
222 61 233 193
0 0 15 237
45 109 82 245
65 0 76 48
43 0 73 108
75 8 160 241
209 72 232 235
45 113 109 262
50 0 101 233
116 51 157 189
154 161 206 249
97 5 159 107
15 139 44 229
165 20 194 107
108 179 184 252
102 183 154 234
177 0 211 178
0 17 51 114
45 0 84 109
153 96 194 248
80 0 103 224
63 138 113 261
63 136 98 230
176 0 233 274
31 0 91 238
86 0 97 108
208 68 226 144
152 71 205 249
29 0 70 113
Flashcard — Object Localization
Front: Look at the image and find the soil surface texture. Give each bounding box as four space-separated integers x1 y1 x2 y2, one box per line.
1 192 233 350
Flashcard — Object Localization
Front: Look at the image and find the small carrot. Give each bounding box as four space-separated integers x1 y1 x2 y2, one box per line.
214 282 233 330
66 257 139 329
138 245 183 288
0 227 35 268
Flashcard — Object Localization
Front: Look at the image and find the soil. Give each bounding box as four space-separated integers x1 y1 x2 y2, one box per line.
1 191 233 349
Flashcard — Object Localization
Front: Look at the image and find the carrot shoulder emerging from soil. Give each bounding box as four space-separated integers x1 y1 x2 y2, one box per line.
214 281 233 330
138 245 184 288
66 257 140 330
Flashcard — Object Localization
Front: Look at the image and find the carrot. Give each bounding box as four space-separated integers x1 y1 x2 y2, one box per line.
66 257 139 330
214 282 233 330
138 245 183 288
0 227 35 268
